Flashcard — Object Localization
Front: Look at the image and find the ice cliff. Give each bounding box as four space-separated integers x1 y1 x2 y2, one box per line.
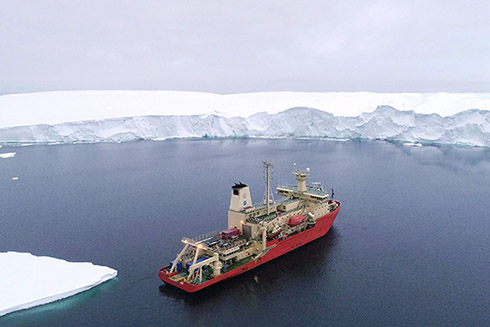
1 91 489 147
0 106 489 147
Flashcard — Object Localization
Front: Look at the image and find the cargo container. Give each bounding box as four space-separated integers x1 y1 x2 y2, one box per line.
169 260 182 271
186 257 207 271
221 228 240 240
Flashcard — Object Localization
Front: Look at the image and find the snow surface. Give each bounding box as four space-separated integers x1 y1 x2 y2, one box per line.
1 91 490 128
0 252 117 317
0 152 16 159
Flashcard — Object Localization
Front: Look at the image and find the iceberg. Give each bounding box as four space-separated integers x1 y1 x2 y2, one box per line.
0 252 117 317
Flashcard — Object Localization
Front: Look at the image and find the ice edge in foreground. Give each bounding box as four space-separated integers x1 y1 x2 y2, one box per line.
0 252 117 317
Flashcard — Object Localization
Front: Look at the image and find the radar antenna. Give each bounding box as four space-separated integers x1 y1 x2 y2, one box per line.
292 163 310 192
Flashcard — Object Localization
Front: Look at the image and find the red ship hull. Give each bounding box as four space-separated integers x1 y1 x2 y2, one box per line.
158 201 340 293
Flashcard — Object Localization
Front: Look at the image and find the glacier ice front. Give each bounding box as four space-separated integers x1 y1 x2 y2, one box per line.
0 252 117 317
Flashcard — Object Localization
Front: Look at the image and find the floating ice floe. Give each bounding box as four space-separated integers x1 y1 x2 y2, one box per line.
12 177 19 180
0 152 16 159
0 252 117 317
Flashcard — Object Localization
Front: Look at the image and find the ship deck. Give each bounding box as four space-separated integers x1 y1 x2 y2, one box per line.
246 201 302 223
277 184 329 196
168 255 254 285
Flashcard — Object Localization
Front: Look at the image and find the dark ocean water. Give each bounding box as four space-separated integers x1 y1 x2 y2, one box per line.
1 139 489 327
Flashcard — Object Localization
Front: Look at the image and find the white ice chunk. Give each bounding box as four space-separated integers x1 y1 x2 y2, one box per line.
0 152 16 159
404 142 423 147
12 177 19 180
0 252 117 317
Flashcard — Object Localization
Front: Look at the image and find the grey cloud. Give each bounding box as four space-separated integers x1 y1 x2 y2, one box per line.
1 0 489 95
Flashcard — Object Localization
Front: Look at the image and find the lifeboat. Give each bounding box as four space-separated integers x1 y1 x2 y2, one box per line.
267 225 282 239
288 215 306 227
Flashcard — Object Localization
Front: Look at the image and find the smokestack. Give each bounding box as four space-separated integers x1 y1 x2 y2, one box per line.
229 182 252 211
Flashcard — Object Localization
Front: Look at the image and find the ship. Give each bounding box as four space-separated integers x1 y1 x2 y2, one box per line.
158 161 340 292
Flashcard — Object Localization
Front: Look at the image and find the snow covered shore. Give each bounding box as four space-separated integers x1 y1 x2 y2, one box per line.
0 252 117 317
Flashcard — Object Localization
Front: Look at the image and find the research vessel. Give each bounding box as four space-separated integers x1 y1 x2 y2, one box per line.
158 162 340 292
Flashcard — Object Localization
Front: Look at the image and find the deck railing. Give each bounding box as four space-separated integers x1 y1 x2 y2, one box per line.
190 230 223 243
218 239 248 253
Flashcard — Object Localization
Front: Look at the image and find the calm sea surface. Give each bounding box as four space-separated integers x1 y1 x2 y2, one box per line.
1 139 489 326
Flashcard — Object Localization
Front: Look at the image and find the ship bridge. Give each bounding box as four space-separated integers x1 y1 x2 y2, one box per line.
276 184 330 202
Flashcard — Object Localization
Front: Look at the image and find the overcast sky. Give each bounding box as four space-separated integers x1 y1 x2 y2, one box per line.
1 0 489 95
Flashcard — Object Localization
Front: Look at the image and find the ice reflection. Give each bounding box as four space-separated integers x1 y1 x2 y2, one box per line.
397 143 490 173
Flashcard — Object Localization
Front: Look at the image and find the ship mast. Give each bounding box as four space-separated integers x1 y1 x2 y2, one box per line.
263 160 275 215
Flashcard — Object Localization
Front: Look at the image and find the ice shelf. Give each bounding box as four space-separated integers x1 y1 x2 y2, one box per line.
0 252 117 317
1 91 490 147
